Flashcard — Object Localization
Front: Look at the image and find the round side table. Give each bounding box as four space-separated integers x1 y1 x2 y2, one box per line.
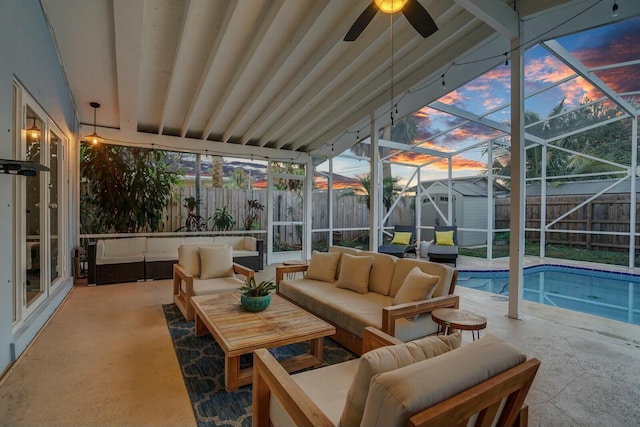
431 308 487 341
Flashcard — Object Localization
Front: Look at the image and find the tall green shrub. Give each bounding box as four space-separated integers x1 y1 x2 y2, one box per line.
81 144 181 232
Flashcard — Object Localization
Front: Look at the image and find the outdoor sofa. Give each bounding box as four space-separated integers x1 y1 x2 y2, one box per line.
88 235 263 285
276 246 459 355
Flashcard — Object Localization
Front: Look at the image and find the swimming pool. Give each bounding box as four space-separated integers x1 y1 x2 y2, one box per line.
457 265 640 326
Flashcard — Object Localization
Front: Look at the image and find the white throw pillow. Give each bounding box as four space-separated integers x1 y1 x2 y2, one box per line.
199 246 234 279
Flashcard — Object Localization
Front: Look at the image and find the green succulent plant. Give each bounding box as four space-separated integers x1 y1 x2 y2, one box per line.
238 276 276 297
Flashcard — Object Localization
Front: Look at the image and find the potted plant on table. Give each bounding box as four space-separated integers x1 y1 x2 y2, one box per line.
238 276 276 312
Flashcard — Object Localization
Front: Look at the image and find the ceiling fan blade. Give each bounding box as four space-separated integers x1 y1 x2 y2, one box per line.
402 0 438 38
344 2 379 42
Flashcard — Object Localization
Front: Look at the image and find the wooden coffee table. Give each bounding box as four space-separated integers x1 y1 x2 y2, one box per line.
431 308 487 341
190 293 335 391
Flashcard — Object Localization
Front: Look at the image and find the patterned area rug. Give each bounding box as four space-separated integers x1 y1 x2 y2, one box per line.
162 303 356 427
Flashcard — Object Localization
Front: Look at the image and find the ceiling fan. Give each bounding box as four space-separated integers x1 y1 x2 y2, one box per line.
344 0 438 42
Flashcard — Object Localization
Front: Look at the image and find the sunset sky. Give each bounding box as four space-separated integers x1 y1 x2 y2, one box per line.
322 16 640 190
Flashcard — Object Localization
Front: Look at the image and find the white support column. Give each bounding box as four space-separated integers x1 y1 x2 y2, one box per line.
487 140 494 260
304 157 313 261
370 114 380 251
447 157 453 225
630 117 638 268
266 161 274 265
328 158 334 246
416 167 422 243
540 143 547 257
508 36 525 320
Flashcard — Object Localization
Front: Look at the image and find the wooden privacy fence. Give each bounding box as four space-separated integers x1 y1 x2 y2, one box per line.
163 187 415 245
495 193 638 251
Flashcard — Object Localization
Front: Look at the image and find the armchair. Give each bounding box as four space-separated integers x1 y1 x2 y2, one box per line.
253 327 540 427
378 225 417 258
428 225 459 266
172 244 254 321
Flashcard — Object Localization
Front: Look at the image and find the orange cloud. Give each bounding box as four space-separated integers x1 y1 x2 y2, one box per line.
389 151 486 172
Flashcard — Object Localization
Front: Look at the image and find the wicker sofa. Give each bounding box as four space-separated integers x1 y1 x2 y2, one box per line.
276 246 459 355
88 235 263 285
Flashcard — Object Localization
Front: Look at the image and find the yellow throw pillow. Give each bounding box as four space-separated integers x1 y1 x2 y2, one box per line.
391 231 412 245
435 230 454 246
305 251 341 282
336 254 373 294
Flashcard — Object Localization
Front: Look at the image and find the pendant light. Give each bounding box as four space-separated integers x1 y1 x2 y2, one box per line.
27 116 41 140
84 102 104 144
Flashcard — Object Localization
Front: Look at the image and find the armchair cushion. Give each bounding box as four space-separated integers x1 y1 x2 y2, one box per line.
336 254 373 294
340 333 462 427
199 245 234 279
178 244 202 276
434 230 455 246
393 267 440 306
360 333 526 427
305 251 341 282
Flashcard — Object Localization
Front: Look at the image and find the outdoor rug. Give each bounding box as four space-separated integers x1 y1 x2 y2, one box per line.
163 303 357 427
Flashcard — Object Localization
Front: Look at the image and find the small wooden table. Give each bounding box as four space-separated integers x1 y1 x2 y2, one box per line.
431 308 487 341
191 293 335 391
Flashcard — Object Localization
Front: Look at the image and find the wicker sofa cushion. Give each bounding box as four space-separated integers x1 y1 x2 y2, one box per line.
214 236 257 251
340 333 462 427
96 238 146 265
360 334 526 427
144 237 185 262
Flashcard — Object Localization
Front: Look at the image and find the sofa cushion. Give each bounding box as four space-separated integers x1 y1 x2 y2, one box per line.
271 358 360 427
214 236 257 250
361 334 526 427
200 246 234 279
329 246 362 280
184 236 215 245
98 237 147 258
231 249 259 258
178 244 202 276
358 251 396 296
145 237 185 253
340 333 462 427
279 278 440 341
306 251 341 282
393 267 440 306
191 276 244 296
336 254 372 294
144 252 178 262
390 259 455 298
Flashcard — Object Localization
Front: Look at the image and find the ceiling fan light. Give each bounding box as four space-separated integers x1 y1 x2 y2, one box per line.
375 0 407 14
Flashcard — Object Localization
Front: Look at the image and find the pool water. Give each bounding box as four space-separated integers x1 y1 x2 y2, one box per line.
457 265 640 326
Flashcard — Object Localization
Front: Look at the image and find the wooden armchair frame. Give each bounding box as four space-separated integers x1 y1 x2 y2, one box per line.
172 262 254 321
252 326 540 427
276 264 459 355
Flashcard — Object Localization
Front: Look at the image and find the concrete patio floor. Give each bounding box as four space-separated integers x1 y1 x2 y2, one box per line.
0 256 638 426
